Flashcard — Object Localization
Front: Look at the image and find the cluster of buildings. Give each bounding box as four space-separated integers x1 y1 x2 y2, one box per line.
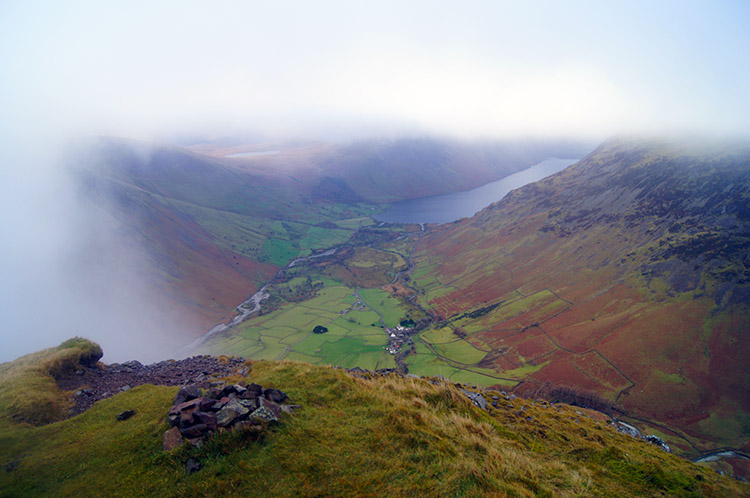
385 325 412 355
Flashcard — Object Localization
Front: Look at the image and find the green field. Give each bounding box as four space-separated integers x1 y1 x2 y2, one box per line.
357 288 405 327
204 280 405 370
432 340 488 364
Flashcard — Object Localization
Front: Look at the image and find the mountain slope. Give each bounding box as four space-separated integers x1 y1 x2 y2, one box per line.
192 137 591 202
73 137 586 344
0 341 746 497
409 138 750 456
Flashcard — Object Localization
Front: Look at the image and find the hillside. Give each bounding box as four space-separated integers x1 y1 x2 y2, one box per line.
406 138 750 463
0 339 746 497
72 137 584 343
191 137 591 202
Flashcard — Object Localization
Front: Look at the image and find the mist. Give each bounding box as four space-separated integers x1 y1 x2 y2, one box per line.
1 1 748 362
0 133 191 363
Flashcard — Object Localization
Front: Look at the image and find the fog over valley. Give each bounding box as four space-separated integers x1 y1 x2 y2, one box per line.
1 0 748 363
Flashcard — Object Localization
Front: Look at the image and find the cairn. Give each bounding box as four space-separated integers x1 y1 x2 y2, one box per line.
163 382 298 451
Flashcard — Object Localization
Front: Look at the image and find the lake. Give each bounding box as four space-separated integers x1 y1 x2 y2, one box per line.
376 157 578 224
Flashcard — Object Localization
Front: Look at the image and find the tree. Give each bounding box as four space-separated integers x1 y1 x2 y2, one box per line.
313 325 328 334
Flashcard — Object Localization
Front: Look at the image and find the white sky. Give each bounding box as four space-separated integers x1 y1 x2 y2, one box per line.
1 0 749 141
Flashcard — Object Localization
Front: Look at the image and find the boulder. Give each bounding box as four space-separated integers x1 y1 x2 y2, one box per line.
263 388 287 403
238 389 257 400
249 406 279 423
179 411 197 428
170 397 203 416
194 412 218 431
280 404 301 414
645 435 671 452
168 413 180 427
180 423 208 439
116 410 136 421
238 399 258 410
461 390 487 410
257 397 282 417
163 427 184 451
246 383 263 396
173 385 203 406
199 397 218 411
121 360 143 371
185 458 202 474
216 399 249 427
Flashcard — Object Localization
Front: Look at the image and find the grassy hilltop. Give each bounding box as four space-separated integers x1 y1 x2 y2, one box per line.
0 339 746 497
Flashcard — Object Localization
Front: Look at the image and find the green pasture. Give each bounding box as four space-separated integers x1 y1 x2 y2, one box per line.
420 326 458 344
403 339 516 387
357 287 405 327
298 226 352 251
206 280 398 369
431 340 487 364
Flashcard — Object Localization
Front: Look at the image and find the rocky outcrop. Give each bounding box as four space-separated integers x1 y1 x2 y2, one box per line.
461 390 488 410
645 434 671 453
163 382 299 451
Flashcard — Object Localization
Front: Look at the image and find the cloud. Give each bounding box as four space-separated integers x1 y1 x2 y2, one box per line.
2 1 748 142
0 133 190 363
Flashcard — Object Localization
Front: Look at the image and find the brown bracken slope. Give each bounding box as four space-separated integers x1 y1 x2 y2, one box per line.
412 137 750 457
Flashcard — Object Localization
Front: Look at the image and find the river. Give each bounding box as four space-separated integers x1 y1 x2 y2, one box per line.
376 157 579 224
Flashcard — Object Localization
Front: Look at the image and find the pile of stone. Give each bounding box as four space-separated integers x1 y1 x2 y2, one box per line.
162 382 298 451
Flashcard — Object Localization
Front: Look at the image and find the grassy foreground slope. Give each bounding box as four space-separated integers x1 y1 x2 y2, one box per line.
0 341 746 497
409 138 750 455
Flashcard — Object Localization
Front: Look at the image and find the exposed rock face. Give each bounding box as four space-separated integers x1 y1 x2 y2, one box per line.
163 382 294 450
645 434 671 453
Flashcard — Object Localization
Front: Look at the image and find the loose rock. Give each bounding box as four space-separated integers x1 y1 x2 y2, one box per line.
162 382 293 451
116 410 136 421
185 458 202 474
162 427 184 451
